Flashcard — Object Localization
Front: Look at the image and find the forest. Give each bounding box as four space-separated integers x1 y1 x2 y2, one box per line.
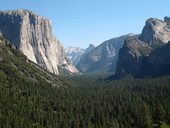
0 37 169 127
0 71 170 128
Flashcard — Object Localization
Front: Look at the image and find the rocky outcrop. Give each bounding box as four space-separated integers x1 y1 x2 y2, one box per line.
77 34 134 74
115 37 152 78
147 41 170 76
139 17 170 46
116 39 170 78
115 17 170 78
0 9 79 75
84 44 95 54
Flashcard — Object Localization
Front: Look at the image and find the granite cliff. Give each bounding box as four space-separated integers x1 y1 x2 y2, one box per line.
115 17 170 78
0 9 79 75
139 17 170 45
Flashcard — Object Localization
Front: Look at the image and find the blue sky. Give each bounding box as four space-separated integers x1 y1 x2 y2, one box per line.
1 0 170 48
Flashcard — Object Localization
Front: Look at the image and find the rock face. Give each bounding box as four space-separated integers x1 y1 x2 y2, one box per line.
139 17 170 45
0 9 79 75
115 38 152 78
84 44 95 54
77 34 134 74
147 42 170 76
0 34 66 87
115 17 170 78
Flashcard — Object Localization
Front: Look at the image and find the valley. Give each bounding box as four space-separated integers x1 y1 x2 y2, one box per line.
0 72 170 128
0 32 169 128
0 6 169 128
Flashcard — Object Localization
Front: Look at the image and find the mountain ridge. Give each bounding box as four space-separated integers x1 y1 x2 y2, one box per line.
65 44 95 65
76 34 135 74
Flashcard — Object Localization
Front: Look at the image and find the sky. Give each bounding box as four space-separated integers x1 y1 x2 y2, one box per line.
1 0 170 48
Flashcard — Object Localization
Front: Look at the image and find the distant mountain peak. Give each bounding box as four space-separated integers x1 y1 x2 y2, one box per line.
65 44 95 66
65 46 85 65
88 44 95 47
127 33 135 36
85 44 95 53
76 34 135 74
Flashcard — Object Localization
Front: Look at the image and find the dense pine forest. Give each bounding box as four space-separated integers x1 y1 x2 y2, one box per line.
0 34 169 127
0 72 170 128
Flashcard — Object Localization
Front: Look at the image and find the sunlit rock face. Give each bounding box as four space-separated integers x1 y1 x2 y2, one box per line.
0 9 79 75
139 17 170 46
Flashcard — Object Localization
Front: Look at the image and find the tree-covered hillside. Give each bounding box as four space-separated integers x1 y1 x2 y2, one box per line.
0 35 65 87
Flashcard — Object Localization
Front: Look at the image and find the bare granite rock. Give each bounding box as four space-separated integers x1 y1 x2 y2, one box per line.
139 18 170 46
0 9 79 75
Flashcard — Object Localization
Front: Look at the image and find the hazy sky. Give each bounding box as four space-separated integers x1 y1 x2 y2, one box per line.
1 0 170 48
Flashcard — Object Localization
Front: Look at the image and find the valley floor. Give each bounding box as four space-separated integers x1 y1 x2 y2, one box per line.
0 74 170 128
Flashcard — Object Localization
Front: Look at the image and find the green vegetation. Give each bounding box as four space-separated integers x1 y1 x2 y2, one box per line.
0 72 170 128
0 35 170 128
0 35 65 87
160 123 170 128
